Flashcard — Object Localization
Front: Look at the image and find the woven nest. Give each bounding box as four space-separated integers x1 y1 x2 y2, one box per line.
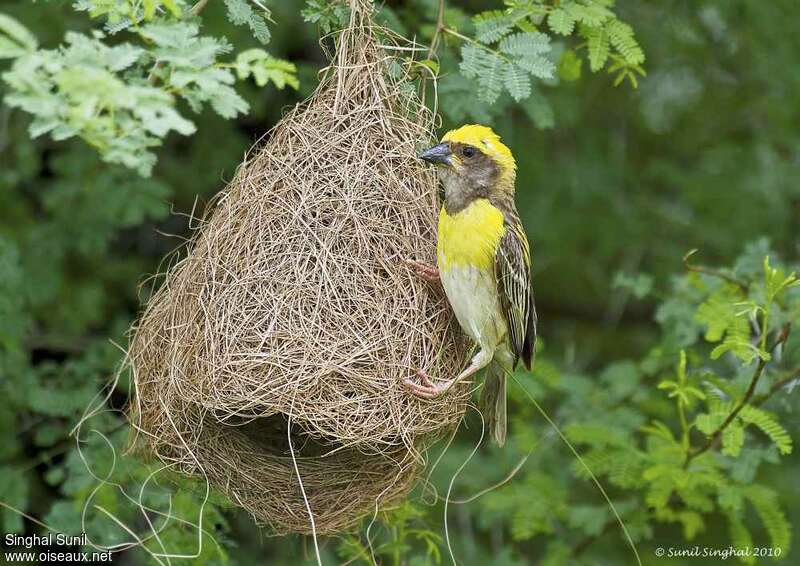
136 399 421 534
128 0 471 534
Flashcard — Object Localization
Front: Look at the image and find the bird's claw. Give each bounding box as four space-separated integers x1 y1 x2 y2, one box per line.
404 259 440 283
403 369 451 399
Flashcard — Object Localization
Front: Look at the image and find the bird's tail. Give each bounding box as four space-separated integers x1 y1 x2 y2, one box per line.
479 360 507 446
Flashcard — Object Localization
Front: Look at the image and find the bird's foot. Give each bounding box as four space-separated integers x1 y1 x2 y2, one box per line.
403 369 452 399
405 259 440 283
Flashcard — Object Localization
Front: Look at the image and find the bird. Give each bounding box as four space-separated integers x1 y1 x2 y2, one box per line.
404 124 537 446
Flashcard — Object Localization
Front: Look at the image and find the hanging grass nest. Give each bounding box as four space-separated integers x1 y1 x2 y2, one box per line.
128 0 471 533
134 397 421 535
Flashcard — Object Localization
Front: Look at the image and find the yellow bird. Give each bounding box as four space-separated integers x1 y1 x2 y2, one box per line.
405 124 537 446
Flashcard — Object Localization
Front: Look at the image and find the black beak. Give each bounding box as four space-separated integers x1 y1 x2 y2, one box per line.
419 142 452 165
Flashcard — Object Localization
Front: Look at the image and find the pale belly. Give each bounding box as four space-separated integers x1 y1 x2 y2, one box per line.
440 265 507 349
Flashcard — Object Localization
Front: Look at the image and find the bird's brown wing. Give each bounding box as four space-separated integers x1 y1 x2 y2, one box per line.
494 220 537 369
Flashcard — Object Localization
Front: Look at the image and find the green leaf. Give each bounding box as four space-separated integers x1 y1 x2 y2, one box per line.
223 0 271 44
473 10 515 43
234 48 299 90
738 405 793 455
679 510 705 540
503 63 531 101
459 44 504 104
659 351 705 406
725 510 756 565
695 283 748 341
0 14 38 58
763 255 800 302
616 272 653 299
717 484 744 513
140 22 232 67
695 413 722 435
641 420 677 443
302 0 350 34
721 422 744 457
498 32 551 57
416 58 439 75
605 19 645 65
496 32 555 82
1 31 197 176
138 22 248 121
710 339 767 364
548 8 575 35
745 485 791 554
695 397 733 434
584 25 609 71
515 55 556 79
566 2 614 27
558 49 583 82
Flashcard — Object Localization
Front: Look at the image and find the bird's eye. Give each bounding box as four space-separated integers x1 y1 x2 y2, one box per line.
462 146 476 158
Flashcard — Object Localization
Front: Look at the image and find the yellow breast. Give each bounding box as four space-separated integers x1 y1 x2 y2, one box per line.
437 199 506 271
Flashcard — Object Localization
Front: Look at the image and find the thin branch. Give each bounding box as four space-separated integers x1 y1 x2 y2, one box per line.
685 358 767 466
682 249 748 291
754 367 800 407
684 324 791 466
427 0 446 58
189 0 211 17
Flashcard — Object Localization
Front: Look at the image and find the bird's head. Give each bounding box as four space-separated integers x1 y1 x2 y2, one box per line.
419 124 516 212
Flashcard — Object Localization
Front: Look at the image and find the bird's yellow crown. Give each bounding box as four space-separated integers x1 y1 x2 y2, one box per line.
442 124 516 179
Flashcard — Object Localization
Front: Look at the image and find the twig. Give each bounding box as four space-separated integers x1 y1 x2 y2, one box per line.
684 324 791 466
189 0 211 16
427 0 445 59
682 249 748 291
754 367 800 406
685 358 767 465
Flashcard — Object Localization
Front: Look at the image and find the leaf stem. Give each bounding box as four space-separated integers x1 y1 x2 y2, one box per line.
441 26 476 45
441 27 514 65
760 302 770 353
678 400 689 452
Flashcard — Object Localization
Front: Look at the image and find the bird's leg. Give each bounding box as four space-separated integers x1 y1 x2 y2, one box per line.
405 259 440 282
404 349 491 399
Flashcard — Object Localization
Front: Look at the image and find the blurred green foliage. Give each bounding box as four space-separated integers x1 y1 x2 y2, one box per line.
1 1 798 565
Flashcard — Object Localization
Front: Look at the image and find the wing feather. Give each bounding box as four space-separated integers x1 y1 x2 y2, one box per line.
495 220 537 369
